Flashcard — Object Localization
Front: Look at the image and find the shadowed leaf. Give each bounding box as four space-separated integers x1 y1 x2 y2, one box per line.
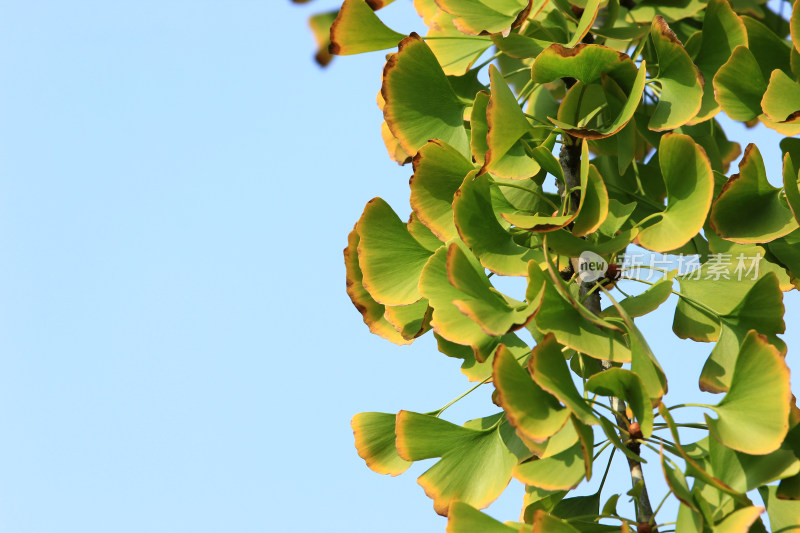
586 368 653 436
514 418 593 490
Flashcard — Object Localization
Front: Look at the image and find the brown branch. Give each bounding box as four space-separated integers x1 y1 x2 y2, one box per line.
558 134 657 533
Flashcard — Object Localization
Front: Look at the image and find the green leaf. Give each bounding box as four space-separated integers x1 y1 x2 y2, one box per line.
514 417 593 490
661 448 697 510
702 434 800 493
446 502 519 533
492 344 571 443
713 45 766 122
308 10 338 67
710 143 799 243
762 68 800 124
601 277 673 319
382 34 469 157
571 164 609 237
529 262 631 363
356 197 436 305
447 242 541 336
344 226 413 345
483 65 541 179
650 16 704 130
784 152 800 224
352 412 412 476
452 171 543 276
470 91 490 166
410 140 475 241
529 334 599 425
742 15 792 82
565 0 601 48
586 368 653 437
529 509 583 532
545 227 639 258
712 506 764 532
792 0 800 55
699 273 786 393
689 0 748 124
330 0 406 55
629 0 706 23
383 299 432 340
532 43 639 88
395 411 519 515
436 0 533 36
424 10 492 76
758 485 800 533
707 330 791 455
634 133 714 252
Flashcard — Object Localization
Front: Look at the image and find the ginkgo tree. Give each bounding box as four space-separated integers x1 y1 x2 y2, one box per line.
294 0 800 531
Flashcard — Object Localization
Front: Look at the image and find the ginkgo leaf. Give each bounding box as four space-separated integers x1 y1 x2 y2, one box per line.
661 449 696 510
635 133 714 252
424 10 492 76
492 344 571 443
483 65 541 179
447 242 542 336
601 277 673 319
383 299 432 340
571 164 609 237
713 46 766 122
330 0 406 55
529 334 599 425
435 0 533 36
784 152 800 224
308 11 338 67
395 411 520 516
586 368 653 437
762 69 800 124
566 0 601 48
792 0 800 55
629 0 706 23
758 485 800 533
688 0 748 124
410 140 475 242
446 502 518 533
452 171 543 276
528 262 631 363
707 331 791 455
712 506 764 533
650 16 704 130
344 226 413 345
356 197 436 305
470 91 490 165
352 412 412 476
514 417 593 490
530 510 583 532
710 143 799 243
382 34 469 157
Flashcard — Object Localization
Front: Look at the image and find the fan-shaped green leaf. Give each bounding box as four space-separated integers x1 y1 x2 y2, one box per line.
395 411 518 516
514 417 593 490
529 334 599 425
707 331 791 455
436 0 533 36
352 412 412 476
493 344 571 443
713 46 766 122
602 277 673 319
712 507 764 532
382 34 469 157
545 227 638 258
483 65 541 179
356 197 436 305
759 485 800 533
528 262 631 363
699 273 785 393
344 226 413 345
635 133 714 252
410 140 475 242
650 16 703 130
586 368 653 436
629 0 706 23
452 171 543 276
689 0 748 124
762 69 800 124
383 299 431 340
446 502 519 533
330 0 406 55
784 152 800 223
532 44 638 88
792 0 800 55
470 91 490 165
571 165 609 237
710 143 799 243
743 16 792 81
424 10 492 75
447 243 542 335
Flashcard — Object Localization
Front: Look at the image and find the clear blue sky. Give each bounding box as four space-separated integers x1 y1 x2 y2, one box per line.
0 2 796 532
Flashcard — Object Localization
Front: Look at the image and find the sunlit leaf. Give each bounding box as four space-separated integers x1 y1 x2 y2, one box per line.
436 0 534 36
330 0 405 55
357 197 436 305
650 16 704 130
707 330 791 455
308 11 338 67
635 133 714 252
762 69 800 124
382 34 470 157
446 502 519 533
586 368 653 436
424 10 492 75
395 411 519 515
713 46 766 122
629 0 706 23
514 417 593 490
410 140 475 241
759 485 800 532
352 412 412 476
710 143 799 243
493 344 571 443
712 506 764 532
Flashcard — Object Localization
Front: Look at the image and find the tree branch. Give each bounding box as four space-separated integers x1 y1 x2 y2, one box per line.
558 134 657 533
